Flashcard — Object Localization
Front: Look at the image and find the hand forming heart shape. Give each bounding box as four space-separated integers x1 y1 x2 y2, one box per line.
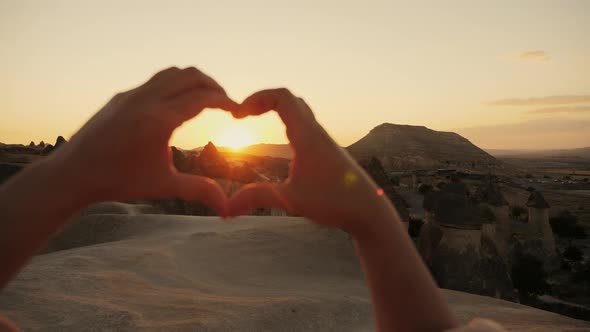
0 67 458 332
54 67 393 235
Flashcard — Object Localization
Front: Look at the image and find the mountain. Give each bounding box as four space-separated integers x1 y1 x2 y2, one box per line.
196 143 294 159
347 123 502 171
173 143 289 183
197 142 231 178
238 143 294 159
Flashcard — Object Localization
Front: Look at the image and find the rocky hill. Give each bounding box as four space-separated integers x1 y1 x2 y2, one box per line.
347 123 503 171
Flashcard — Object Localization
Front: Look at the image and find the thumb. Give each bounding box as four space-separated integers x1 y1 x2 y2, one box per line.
168 173 228 216
227 183 291 217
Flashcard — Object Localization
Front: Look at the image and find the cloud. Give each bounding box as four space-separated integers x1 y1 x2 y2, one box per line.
453 118 590 150
485 95 590 106
518 50 551 62
527 105 590 114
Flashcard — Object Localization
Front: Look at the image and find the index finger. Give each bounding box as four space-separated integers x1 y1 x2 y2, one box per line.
164 89 239 126
237 89 323 149
161 67 227 99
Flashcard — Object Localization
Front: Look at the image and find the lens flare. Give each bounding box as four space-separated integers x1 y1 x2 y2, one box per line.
344 170 358 187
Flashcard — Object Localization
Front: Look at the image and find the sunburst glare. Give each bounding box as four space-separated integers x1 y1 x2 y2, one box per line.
215 123 256 150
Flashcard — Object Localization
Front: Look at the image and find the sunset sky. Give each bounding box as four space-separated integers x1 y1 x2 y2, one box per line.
1 0 588 150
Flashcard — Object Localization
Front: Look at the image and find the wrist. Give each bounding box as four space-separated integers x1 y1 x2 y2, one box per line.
349 198 402 242
37 152 96 212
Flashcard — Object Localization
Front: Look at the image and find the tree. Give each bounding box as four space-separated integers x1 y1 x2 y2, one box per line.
511 253 550 300
389 176 400 186
550 210 587 244
418 183 433 195
573 262 590 290
563 246 584 262
511 206 527 220
408 217 424 238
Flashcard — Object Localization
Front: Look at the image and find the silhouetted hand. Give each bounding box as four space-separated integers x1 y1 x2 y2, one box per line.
51 67 237 214
228 89 396 234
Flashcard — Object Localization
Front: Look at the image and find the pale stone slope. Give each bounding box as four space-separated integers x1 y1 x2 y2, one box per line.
0 213 588 331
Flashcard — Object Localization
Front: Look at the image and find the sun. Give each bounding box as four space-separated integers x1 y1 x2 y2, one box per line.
215 123 256 150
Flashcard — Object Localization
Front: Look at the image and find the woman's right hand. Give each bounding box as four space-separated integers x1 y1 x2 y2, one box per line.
229 89 458 332
227 88 401 235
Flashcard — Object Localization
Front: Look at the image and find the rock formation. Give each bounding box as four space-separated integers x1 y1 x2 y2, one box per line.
418 181 515 300
55 136 67 148
3 215 589 331
38 136 67 156
38 141 45 148
40 144 54 156
28 141 35 147
523 191 557 261
358 157 409 223
197 142 230 178
507 191 558 271
347 123 503 171
171 146 199 174
475 180 512 258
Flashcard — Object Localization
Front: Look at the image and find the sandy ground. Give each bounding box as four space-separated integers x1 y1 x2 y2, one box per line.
1 206 589 331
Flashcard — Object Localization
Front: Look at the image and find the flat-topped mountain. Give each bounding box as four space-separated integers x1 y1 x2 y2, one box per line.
347 123 502 171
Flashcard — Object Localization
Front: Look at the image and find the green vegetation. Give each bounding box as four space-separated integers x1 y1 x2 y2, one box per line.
550 210 587 243
573 262 590 291
510 205 527 220
418 183 433 195
512 253 550 299
563 246 584 263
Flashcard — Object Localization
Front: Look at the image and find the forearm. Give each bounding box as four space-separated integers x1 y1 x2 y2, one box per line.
0 155 89 289
353 202 458 332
